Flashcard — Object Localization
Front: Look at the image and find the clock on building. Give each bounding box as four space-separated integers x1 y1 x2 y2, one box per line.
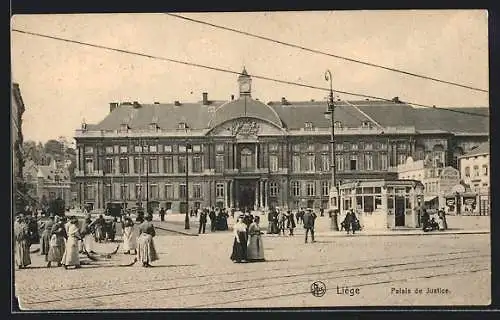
240 82 251 93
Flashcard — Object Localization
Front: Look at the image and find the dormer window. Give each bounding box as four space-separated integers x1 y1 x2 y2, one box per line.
120 123 129 132
149 123 158 131
334 121 343 128
304 122 314 131
361 121 371 128
178 122 187 130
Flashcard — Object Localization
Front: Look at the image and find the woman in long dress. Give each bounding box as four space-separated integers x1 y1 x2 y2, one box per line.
40 215 55 258
61 217 82 269
246 216 265 262
230 216 248 263
122 217 137 255
14 214 31 269
136 214 158 267
47 216 66 268
80 214 94 253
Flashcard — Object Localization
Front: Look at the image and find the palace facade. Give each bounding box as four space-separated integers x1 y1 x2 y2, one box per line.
73 68 489 213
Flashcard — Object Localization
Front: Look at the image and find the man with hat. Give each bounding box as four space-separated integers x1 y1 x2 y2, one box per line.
14 213 31 269
302 208 317 243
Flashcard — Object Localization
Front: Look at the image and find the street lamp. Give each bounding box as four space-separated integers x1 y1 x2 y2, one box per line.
185 142 192 229
324 70 339 231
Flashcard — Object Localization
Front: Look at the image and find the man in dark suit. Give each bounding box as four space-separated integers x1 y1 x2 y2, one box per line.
198 209 208 234
303 209 317 243
209 207 216 232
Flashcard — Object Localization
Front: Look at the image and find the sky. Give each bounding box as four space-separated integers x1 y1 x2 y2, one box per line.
11 10 489 144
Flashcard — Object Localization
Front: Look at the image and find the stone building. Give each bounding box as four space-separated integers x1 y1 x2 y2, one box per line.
12 82 26 212
73 68 489 213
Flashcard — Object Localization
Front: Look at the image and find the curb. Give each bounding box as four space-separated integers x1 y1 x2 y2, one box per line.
153 224 199 236
321 230 490 237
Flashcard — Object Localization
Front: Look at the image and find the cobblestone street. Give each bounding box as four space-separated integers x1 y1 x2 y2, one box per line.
14 216 490 310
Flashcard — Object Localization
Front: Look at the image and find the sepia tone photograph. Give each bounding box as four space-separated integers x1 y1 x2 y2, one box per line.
11 10 490 310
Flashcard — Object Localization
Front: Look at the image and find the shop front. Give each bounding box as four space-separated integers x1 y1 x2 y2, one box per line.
337 179 424 230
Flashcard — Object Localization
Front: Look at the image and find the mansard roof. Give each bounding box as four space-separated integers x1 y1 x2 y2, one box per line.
87 98 489 135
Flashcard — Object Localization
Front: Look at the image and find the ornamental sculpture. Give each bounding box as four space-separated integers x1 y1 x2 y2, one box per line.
231 120 260 137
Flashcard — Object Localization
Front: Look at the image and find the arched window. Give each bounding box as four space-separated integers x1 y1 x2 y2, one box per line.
240 148 254 170
465 166 470 177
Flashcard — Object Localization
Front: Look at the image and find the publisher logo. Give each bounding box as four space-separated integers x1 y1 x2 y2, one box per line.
311 281 326 297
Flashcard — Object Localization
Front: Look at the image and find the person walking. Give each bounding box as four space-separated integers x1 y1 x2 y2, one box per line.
136 214 159 267
47 216 66 268
122 216 137 255
246 216 265 262
267 209 274 234
230 215 248 263
159 207 165 222
61 217 82 269
80 214 94 254
40 215 55 257
286 210 296 236
198 210 208 234
303 209 317 243
14 214 31 270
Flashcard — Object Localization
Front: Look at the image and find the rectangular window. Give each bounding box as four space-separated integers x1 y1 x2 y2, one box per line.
380 154 388 170
216 183 225 198
192 145 201 153
292 181 300 196
304 122 314 130
379 143 387 150
365 143 373 150
179 184 187 199
292 155 300 172
269 182 278 197
215 155 225 173
149 157 158 173
85 158 94 173
398 154 407 165
350 155 358 171
336 154 344 171
482 165 488 176
164 145 172 153
120 145 128 154
306 182 316 196
179 145 186 153
134 145 143 153
120 184 128 200
150 184 158 200
269 144 278 152
321 144 329 151
104 158 113 174
105 184 112 200
135 184 143 200
270 155 279 172
351 143 358 151
193 156 202 173
163 156 173 173
322 181 329 196
178 156 186 173
119 157 128 174
465 167 471 177
85 184 95 200
473 166 479 177
307 155 315 172
134 157 143 174
365 154 373 171
307 144 315 152
321 154 329 172
193 184 202 198
164 184 174 199
105 146 114 154
293 144 301 152
149 145 157 153
336 144 343 151
84 146 94 154
216 144 225 153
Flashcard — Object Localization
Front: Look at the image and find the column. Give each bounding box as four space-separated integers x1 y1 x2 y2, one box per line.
254 181 259 209
229 180 234 208
263 180 267 209
381 186 389 228
255 144 258 170
224 180 229 209
259 180 264 210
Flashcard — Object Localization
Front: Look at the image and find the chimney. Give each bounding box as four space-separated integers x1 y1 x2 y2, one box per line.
231 94 235 101
202 92 208 105
109 102 119 113
281 97 288 105
154 101 160 104
174 101 181 106
133 101 141 108
392 96 401 103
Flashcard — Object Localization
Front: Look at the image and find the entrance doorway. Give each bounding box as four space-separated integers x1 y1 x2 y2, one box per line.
395 196 405 227
238 180 256 211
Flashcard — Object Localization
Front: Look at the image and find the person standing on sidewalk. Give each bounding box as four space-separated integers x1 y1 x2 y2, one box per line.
122 216 137 255
61 217 82 269
303 209 317 243
209 208 216 232
14 214 31 270
47 216 66 268
159 207 165 222
199 209 208 234
230 215 248 263
136 214 159 267
286 210 296 236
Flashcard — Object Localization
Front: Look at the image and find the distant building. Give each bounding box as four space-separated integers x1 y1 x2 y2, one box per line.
458 142 490 215
395 157 461 212
12 83 26 212
73 68 489 213
24 159 73 208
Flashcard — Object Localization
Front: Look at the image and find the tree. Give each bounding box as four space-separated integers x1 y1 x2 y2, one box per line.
44 139 64 156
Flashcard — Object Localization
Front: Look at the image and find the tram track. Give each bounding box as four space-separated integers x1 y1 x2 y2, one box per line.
16 248 483 295
20 252 489 307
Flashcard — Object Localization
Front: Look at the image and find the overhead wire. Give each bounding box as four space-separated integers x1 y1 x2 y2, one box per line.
165 13 489 94
12 28 489 118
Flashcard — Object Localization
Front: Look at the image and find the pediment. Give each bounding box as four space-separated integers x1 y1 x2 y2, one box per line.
207 118 285 137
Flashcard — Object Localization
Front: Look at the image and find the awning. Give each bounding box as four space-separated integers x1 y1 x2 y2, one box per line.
424 196 438 202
